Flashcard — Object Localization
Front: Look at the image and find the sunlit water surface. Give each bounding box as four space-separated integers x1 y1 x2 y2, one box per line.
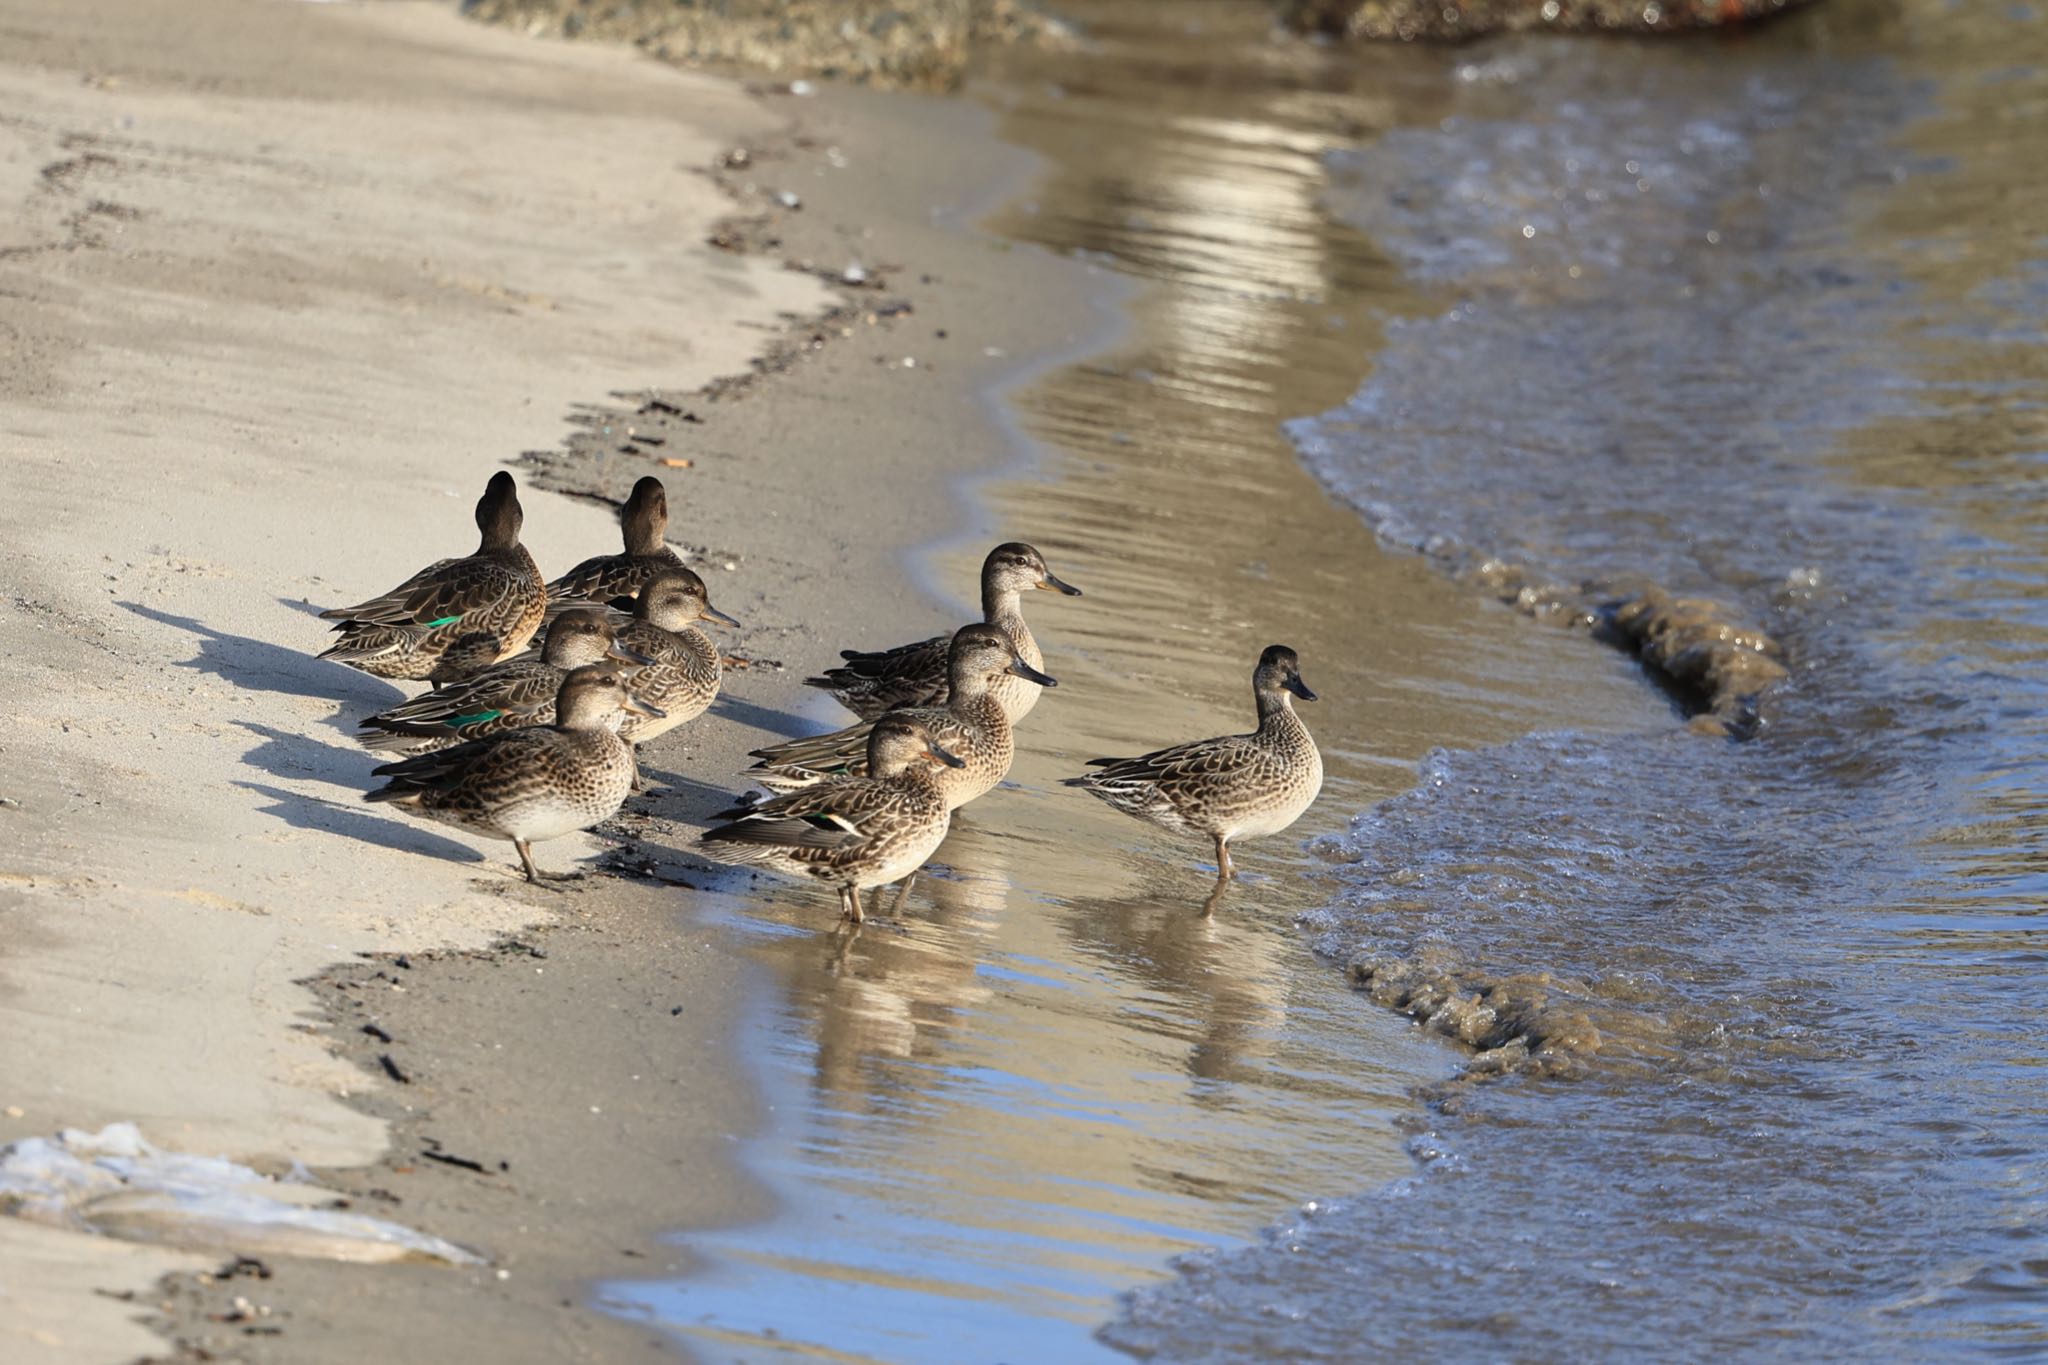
1106 4 2048 1360
613 0 2048 1359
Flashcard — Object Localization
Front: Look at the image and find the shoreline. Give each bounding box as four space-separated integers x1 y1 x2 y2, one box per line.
4 0 1732 1359
0 1 1105 1360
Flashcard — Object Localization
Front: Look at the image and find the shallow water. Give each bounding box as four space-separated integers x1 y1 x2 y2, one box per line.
618 0 2048 1358
1098 3 2048 1360
609 2 1663 1357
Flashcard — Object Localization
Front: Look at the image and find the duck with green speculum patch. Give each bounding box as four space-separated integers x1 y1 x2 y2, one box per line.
318 471 547 685
364 664 661 883
353 608 651 756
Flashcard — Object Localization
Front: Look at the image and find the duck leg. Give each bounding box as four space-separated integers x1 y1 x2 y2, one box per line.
845 885 866 925
1213 835 1235 880
515 839 541 883
890 872 918 917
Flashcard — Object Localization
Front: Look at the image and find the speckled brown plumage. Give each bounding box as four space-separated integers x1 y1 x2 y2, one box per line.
610 568 738 745
750 624 1055 809
364 665 662 881
699 717 964 922
318 471 546 684
354 609 646 755
544 476 686 611
1065 645 1323 879
804 542 1080 723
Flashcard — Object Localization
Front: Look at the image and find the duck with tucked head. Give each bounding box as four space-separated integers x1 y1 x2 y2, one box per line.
1064 645 1323 881
353 608 650 755
750 623 1054 809
364 664 661 883
804 542 1079 724
319 471 547 684
698 716 965 924
544 476 686 613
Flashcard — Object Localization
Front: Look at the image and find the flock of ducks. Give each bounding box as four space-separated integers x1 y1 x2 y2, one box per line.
322 472 1324 922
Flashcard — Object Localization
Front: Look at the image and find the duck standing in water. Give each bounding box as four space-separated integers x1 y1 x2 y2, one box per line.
318 471 547 684
748 624 1054 810
1065 645 1323 880
804 542 1080 723
353 608 650 755
698 716 965 924
364 665 661 883
544 476 686 612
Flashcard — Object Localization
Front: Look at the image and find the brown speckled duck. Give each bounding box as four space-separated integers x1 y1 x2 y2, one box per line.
698 716 965 924
319 471 546 684
613 568 739 746
353 608 650 755
804 542 1079 723
544 476 686 612
364 665 661 882
1064 645 1322 879
748 624 1054 810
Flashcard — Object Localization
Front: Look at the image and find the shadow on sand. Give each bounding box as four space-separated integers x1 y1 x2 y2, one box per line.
236 779 484 866
120 600 405 714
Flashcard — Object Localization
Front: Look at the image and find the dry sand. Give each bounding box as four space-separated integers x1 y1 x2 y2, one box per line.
0 1 1110 1359
0 0 830 1357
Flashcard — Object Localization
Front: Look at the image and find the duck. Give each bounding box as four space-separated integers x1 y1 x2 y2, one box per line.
698 716 965 923
804 542 1079 723
319 471 547 684
1063 645 1323 880
748 624 1054 809
364 664 661 882
544 476 685 611
353 608 651 755
612 568 739 747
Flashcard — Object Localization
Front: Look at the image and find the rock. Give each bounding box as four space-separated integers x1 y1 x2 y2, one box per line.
1279 0 1814 42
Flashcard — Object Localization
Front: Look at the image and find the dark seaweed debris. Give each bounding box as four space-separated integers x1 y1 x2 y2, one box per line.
1281 0 1813 42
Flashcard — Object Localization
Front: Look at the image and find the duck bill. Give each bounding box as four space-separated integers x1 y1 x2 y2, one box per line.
1284 675 1318 702
623 695 667 720
699 604 742 629
1007 658 1058 687
610 642 658 666
924 742 967 770
1037 571 1083 597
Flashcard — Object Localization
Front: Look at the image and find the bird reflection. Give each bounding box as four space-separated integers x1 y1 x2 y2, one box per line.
786 857 1009 1112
